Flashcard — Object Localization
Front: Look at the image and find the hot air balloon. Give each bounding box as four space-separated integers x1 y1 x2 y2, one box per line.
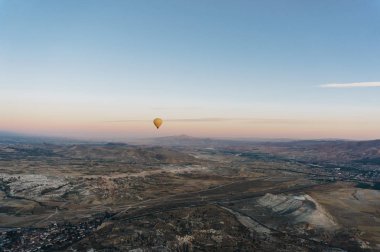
153 118 163 129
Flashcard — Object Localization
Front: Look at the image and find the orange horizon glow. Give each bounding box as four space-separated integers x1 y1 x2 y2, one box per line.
2 116 380 141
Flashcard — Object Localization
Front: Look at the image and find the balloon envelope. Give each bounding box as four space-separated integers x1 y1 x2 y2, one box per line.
153 118 163 129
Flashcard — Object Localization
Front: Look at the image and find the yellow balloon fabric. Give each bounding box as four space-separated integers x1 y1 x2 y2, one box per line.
153 118 163 129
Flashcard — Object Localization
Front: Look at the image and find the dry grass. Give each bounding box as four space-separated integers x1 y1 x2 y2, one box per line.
308 182 380 247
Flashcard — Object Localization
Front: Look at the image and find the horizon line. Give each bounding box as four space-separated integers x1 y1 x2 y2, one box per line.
1 130 379 143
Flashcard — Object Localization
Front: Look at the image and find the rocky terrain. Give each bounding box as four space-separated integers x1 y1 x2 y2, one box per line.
0 136 379 251
256 193 338 229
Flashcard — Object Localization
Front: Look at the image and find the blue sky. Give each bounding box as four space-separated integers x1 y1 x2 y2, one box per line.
1 0 380 139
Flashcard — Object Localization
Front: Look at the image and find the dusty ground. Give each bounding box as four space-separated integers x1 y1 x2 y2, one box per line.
308 182 380 249
1 141 379 251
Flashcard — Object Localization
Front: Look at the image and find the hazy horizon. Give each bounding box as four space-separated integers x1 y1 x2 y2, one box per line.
1 1 380 140
2 129 379 143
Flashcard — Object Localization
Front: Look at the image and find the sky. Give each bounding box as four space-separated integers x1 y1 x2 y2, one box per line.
1 0 380 140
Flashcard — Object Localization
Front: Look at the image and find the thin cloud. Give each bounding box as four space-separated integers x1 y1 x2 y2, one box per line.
168 118 231 122
104 119 148 123
103 118 310 124
104 118 234 123
320 82 380 88
151 106 201 110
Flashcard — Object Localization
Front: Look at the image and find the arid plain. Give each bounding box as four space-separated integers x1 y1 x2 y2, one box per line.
0 135 379 251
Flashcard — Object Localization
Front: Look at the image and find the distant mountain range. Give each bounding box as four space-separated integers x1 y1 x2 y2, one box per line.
131 135 378 150
1 131 379 150
131 134 250 147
